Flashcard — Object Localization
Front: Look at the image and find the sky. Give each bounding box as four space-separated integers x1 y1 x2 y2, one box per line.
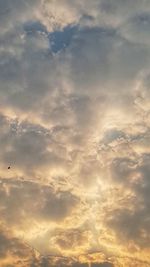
0 0 150 266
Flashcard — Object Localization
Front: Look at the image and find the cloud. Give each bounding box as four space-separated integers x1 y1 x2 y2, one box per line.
0 0 150 267
121 13 150 45
0 226 34 267
0 179 79 227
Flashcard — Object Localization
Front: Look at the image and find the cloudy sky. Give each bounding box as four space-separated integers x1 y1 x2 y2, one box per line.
0 0 150 266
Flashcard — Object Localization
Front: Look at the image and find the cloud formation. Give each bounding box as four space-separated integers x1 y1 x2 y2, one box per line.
0 0 150 266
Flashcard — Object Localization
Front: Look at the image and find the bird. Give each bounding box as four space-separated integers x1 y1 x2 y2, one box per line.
8 166 11 170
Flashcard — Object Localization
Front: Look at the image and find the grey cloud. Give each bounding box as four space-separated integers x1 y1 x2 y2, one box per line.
100 0 150 19
0 227 33 266
107 152 150 248
40 190 79 221
65 27 116 95
67 261 114 267
121 13 150 45
1 0 150 141
92 263 113 267
0 28 57 113
96 117 150 249
61 23 150 125
72 264 88 267
0 180 79 226
101 128 126 145
71 263 113 267
0 0 40 33
110 157 138 184
0 115 71 176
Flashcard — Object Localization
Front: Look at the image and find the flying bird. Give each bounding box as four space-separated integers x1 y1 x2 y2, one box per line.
8 166 11 169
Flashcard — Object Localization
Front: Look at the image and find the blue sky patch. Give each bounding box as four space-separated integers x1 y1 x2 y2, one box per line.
49 24 78 53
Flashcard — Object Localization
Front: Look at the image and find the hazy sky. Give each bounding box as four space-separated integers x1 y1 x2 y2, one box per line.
0 0 150 266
